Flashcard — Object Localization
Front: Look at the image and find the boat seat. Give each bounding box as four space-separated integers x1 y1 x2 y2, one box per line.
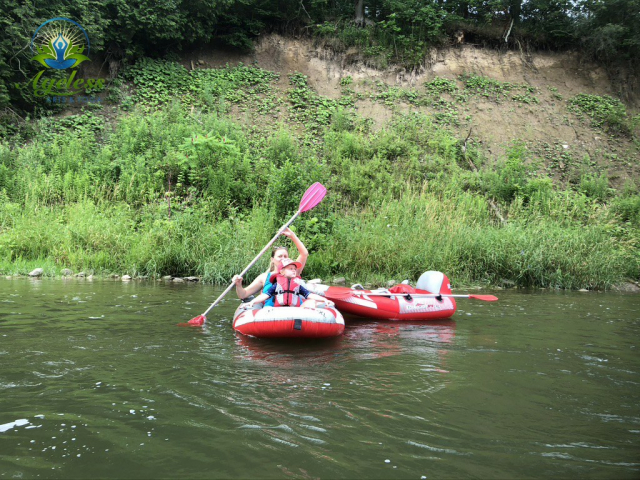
416 271 445 293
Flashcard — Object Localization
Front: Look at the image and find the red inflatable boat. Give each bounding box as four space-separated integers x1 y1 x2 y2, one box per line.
233 303 345 338
309 271 458 321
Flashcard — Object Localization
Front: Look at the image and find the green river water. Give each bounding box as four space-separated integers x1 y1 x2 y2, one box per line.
0 278 638 479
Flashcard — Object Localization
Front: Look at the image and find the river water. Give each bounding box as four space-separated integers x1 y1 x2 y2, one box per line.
1 278 638 479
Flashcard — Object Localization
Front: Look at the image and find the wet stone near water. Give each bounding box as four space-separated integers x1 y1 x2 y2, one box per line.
28 268 44 277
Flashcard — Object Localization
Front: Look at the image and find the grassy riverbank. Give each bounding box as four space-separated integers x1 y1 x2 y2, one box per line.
1 61 638 289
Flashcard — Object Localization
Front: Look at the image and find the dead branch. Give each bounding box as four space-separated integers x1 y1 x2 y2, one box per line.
299 0 311 19
503 18 514 43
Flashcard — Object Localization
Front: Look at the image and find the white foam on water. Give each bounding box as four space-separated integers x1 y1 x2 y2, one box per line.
407 440 467 455
301 424 327 433
299 435 326 445
541 452 573 460
0 418 29 433
270 437 298 448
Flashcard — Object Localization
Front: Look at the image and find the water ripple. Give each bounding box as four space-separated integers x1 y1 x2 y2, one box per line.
406 440 469 456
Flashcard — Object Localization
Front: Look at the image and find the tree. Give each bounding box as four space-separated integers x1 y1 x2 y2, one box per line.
577 0 640 63
355 0 365 26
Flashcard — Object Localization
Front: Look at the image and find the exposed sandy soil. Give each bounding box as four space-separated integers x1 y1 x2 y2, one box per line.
186 34 639 187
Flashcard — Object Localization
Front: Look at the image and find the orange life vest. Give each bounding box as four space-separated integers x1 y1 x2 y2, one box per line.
271 275 303 307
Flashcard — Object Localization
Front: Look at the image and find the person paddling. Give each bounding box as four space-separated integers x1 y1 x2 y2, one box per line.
232 227 308 305
244 258 333 309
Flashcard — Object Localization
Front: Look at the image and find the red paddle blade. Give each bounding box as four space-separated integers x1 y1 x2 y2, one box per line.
469 295 498 302
299 182 327 213
178 315 206 327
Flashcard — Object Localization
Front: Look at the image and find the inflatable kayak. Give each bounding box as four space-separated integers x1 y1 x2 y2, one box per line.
232 303 345 338
308 271 457 321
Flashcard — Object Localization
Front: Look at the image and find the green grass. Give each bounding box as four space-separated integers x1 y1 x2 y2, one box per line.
0 199 281 281
307 192 630 289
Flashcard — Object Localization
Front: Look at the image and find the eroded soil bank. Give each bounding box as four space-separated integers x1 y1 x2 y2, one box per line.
176 35 638 187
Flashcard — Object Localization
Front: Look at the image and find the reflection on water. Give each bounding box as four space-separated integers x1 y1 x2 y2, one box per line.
0 278 639 479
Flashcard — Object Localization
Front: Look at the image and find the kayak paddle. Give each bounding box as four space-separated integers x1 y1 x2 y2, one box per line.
182 182 328 327
325 289 498 302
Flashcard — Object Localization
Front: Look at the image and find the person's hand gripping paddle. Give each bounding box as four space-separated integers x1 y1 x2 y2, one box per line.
180 182 327 327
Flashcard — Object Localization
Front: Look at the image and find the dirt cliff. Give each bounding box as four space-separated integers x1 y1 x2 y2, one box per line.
186 34 639 187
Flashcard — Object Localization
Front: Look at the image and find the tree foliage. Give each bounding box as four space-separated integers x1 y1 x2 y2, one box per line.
0 0 637 111
576 0 640 64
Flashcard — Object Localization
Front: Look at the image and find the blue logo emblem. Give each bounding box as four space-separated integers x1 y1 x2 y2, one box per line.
31 17 90 70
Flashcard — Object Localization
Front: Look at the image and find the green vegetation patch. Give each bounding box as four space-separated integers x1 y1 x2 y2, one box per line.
568 94 632 136
424 77 459 96
370 82 423 106
0 60 638 289
368 78 467 126
124 59 280 110
287 73 354 132
460 74 538 104
124 59 193 106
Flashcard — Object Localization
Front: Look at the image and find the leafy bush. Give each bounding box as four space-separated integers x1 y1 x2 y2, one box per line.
424 77 458 96
610 195 640 226
578 173 612 202
480 143 533 203
124 59 193 106
568 94 631 136
264 130 299 168
460 74 537 104
287 73 347 131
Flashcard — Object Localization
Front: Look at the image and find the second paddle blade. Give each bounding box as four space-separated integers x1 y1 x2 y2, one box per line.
178 315 206 327
469 295 499 302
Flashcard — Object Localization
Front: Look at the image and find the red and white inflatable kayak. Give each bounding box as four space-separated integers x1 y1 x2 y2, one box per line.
232 303 345 338
308 271 457 321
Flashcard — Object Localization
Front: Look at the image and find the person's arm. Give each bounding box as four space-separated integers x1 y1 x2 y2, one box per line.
233 272 267 299
307 293 334 306
247 283 276 307
298 284 334 307
246 292 270 307
282 228 308 273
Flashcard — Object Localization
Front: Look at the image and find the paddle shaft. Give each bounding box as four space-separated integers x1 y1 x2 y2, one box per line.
201 211 302 317
347 292 498 301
